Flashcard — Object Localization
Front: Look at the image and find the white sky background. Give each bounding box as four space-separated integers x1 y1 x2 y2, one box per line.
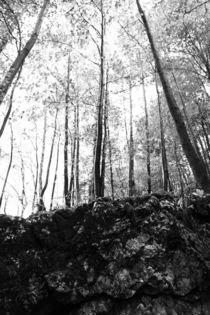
0 0 157 217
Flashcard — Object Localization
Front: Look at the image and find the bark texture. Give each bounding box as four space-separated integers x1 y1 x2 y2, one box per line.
1 193 210 315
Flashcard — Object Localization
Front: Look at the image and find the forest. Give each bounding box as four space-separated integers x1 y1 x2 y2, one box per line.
0 0 210 217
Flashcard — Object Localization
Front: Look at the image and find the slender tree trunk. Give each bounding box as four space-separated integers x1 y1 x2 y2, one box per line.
69 107 76 207
94 0 105 198
20 153 27 217
38 109 58 211
89 129 97 202
38 109 47 210
0 124 13 208
140 64 151 193
3 195 9 215
101 68 109 197
155 76 171 191
136 0 210 192
122 81 129 149
128 76 135 196
174 140 185 198
75 91 80 204
50 134 60 211
64 55 71 207
0 0 50 106
108 125 114 199
32 125 39 213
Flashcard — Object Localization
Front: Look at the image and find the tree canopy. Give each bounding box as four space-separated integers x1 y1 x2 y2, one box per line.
0 0 210 216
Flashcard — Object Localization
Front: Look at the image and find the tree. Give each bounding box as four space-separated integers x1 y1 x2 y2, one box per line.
94 0 106 198
128 75 136 196
75 93 80 204
140 63 151 194
37 109 47 211
155 75 171 191
50 133 60 211
136 0 210 192
38 109 58 211
64 55 71 208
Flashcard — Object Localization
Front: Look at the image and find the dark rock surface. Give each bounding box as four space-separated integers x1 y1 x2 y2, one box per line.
1 193 210 315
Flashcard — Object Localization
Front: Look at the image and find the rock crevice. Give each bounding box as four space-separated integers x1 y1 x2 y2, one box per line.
1 193 210 314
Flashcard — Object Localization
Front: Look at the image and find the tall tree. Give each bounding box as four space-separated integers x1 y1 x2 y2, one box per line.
100 68 109 197
32 124 39 212
64 55 71 207
136 0 210 192
140 61 151 193
128 76 135 196
68 104 76 206
38 109 47 210
20 152 27 217
107 124 114 199
94 0 105 198
75 91 80 204
50 134 60 211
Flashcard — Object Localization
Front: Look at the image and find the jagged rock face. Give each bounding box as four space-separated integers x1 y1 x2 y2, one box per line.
1 194 210 315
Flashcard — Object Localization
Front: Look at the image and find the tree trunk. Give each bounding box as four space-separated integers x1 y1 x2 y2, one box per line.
122 81 129 150
108 125 114 200
101 68 109 197
128 76 135 196
50 134 60 211
174 140 185 198
38 109 47 210
155 76 171 191
136 0 210 192
89 129 97 202
75 92 80 204
0 124 13 208
32 124 39 212
64 55 71 207
38 109 58 211
94 0 105 198
140 64 151 193
3 195 9 215
20 153 27 217
0 0 50 106
68 108 76 207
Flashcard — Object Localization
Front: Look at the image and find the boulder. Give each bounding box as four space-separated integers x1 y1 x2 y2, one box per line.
0 194 210 315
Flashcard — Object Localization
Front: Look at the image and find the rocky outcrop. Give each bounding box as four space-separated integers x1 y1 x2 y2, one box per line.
1 193 210 315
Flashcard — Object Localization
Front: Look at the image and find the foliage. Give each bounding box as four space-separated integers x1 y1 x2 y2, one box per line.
0 0 210 215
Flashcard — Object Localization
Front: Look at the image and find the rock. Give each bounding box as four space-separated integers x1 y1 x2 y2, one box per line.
0 195 210 315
